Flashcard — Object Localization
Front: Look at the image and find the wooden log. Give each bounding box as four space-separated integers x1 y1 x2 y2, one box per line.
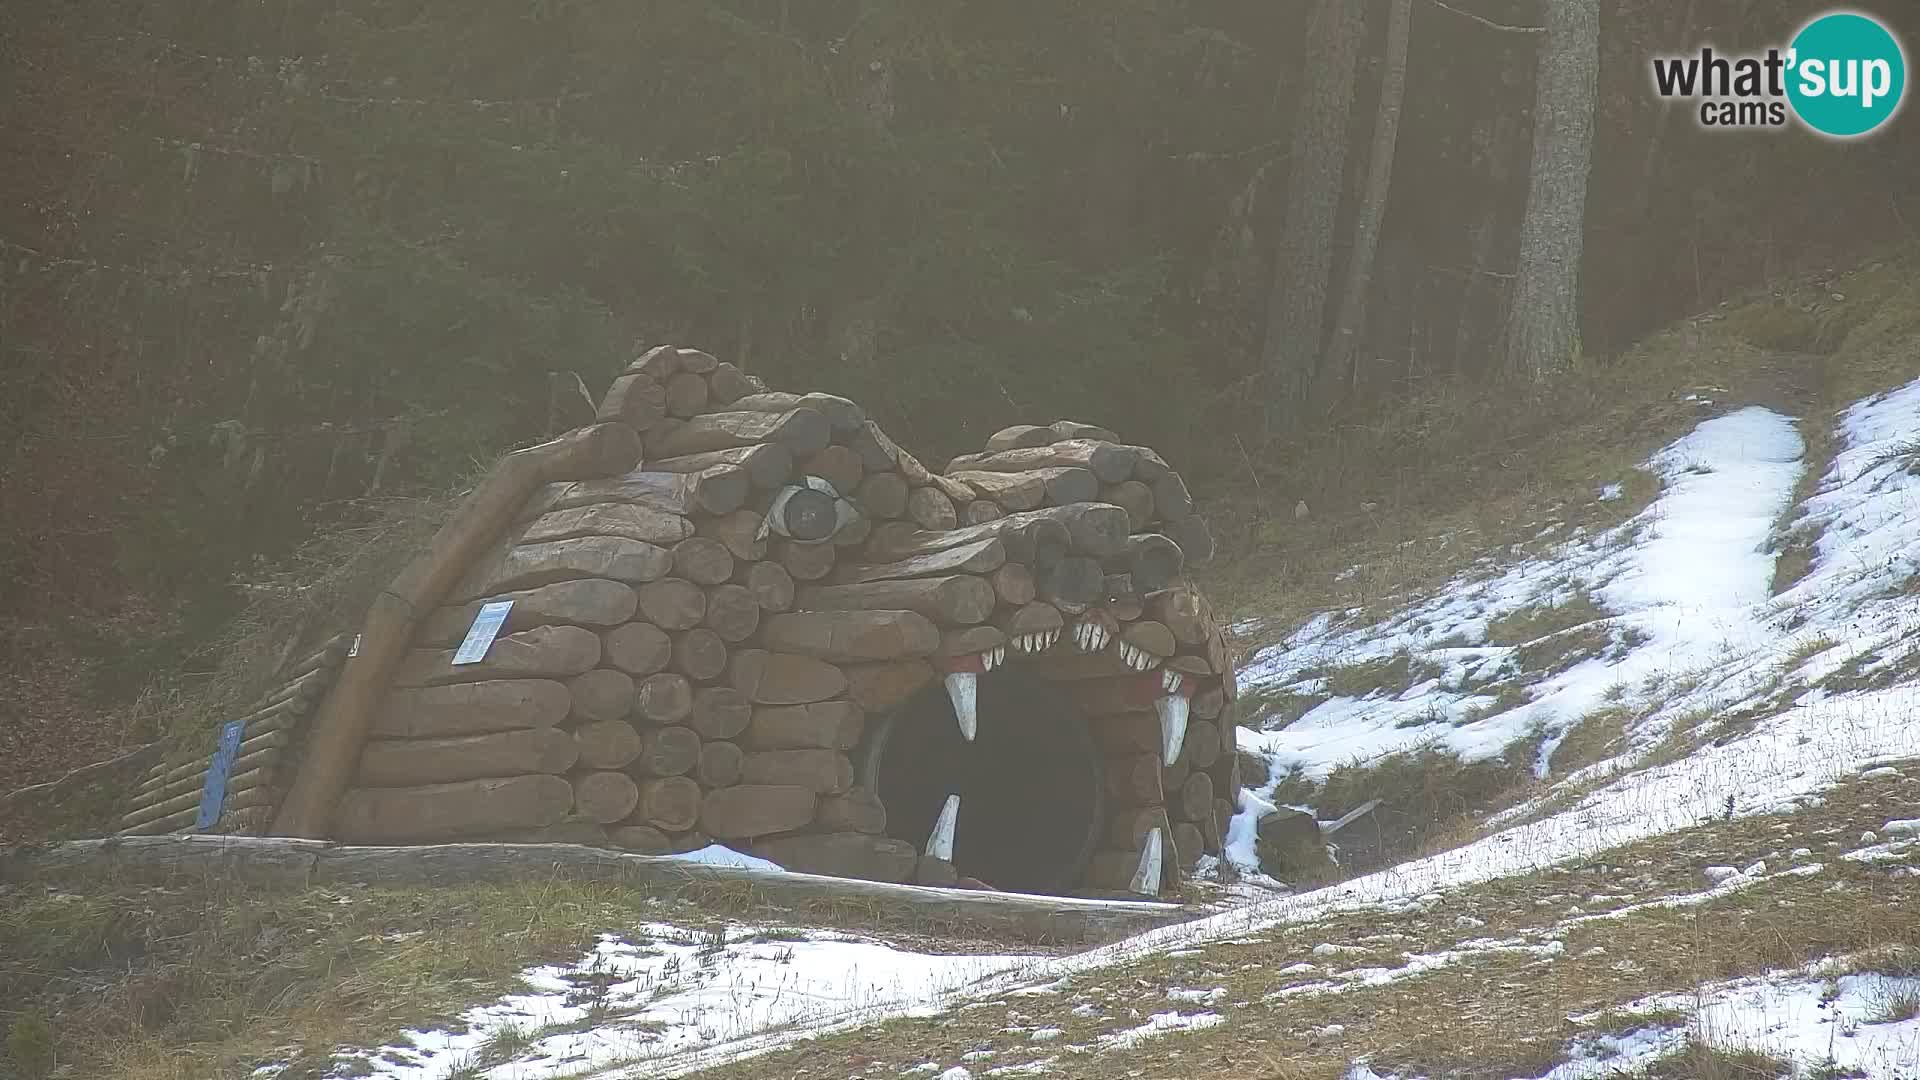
842 422 896 472
358 729 578 788
948 470 1045 511
567 669 636 724
278 418 641 834
664 370 710 417
701 784 818 839
777 538 838 582
1105 753 1165 806
729 392 865 435
635 672 695 725
728 650 848 705
463 536 673 598
985 424 1054 452
521 503 694 549
701 509 769 562
842 660 935 711
1171 770 1214 822
703 583 763 643
1125 444 1172 482
278 633 353 680
627 344 679 379
607 824 672 853
1152 470 1195 522
948 440 1138 485
1165 653 1212 678
671 538 734 587
706 362 757 405
1029 467 1099 507
760 609 940 662
573 719 645 769
1050 419 1120 443
1184 719 1221 770
602 622 672 676
1124 534 1185 594
1105 575 1144 621
1162 758 1190 796
742 561 795 612
332 774 576 843
1038 556 1104 614
650 409 831 459
935 625 1006 663
801 444 864 497
906 486 958 531
855 471 909 519
832 515 872 549
868 424 930 484
672 347 719 374
393 625 602 688
995 600 1063 639
833 538 1006 585
696 740 744 787
1102 481 1156 532
741 749 854 795
1191 682 1225 721
419 579 639 647
816 786 887 834
1122 620 1177 659
1171 822 1206 870
687 687 753 740
743 701 865 751
672 830 713 854
372 680 572 739
633 725 702 777
989 563 1036 607
928 472 978 504
671 628 729 681
1107 806 1171 850
795 576 995 626
963 500 1005 525
651 444 793 491
749 833 916 883
634 776 702 832
1166 514 1214 565
133 736 290 803
543 469 748 519
1147 587 1209 646
572 770 641 824
596 372 667 429
635 577 707 630
862 508 1077 565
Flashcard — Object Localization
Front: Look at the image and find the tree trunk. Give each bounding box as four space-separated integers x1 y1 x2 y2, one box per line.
1321 0 1413 404
1502 0 1599 380
1259 0 1364 431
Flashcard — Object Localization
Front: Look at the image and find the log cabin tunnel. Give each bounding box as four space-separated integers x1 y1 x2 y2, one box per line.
860 664 1106 894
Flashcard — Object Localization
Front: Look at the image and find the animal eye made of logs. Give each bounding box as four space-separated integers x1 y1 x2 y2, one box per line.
761 477 860 545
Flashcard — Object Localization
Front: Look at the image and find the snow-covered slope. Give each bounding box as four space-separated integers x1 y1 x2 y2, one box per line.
304 377 1920 1080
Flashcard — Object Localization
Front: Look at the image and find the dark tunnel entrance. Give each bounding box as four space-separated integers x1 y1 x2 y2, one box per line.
860 666 1106 894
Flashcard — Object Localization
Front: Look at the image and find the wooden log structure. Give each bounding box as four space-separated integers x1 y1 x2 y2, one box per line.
169 344 1238 901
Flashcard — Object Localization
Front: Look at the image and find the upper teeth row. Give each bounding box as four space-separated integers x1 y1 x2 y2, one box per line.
980 646 1006 672
1012 630 1059 653
1116 641 1157 671
1073 621 1112 652
1161 669 1185 693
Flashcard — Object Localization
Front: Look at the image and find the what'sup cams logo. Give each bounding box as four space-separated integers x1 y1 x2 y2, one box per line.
1652 10 1906 138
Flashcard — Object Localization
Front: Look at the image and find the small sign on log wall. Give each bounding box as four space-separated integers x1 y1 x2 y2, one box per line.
194 719 247 832
452 600 515 665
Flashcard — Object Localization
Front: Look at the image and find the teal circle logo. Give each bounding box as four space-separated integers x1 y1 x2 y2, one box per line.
1787 12 1906 137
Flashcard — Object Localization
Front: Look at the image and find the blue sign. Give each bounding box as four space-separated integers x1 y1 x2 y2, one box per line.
195 719 247 832
452 600 515 665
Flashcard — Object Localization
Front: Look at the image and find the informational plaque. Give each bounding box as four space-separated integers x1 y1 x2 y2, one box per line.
451 600 515 665
194 718 247 832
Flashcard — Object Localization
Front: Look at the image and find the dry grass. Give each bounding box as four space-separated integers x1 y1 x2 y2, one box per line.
679 766 1920 1080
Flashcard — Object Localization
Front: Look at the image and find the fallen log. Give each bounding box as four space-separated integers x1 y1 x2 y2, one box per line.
701 784 818 839
906 486 958 531
418 579 639 646
520 503 694 548
832 538 1007 585
650 444 794 491
728 392 865 435
650 408 831 459
393 625 603 688
948 440 1138 485
462 536 672 598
